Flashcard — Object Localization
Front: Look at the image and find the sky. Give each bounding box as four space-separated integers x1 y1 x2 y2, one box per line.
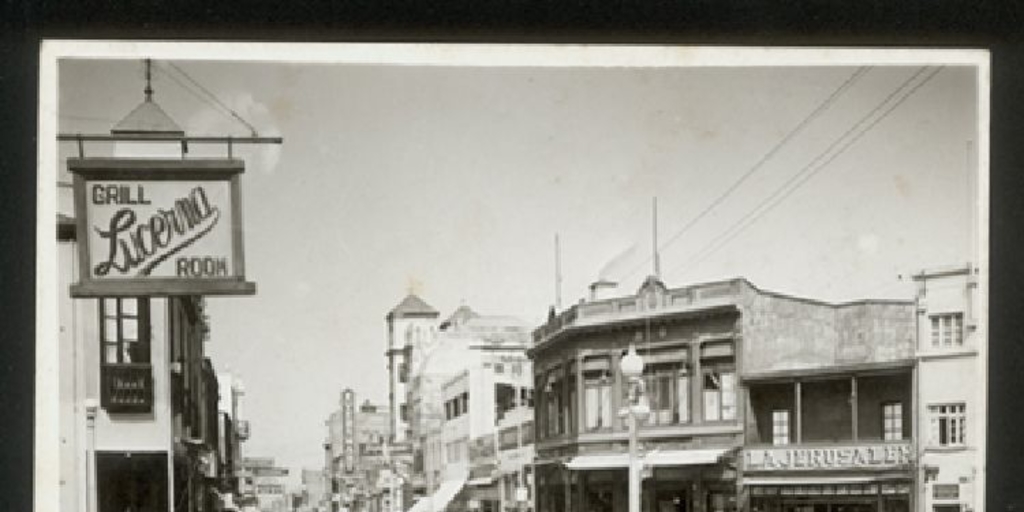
55 52 980 485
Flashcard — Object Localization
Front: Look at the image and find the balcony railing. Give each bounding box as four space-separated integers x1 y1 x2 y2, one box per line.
101 363 154 413
532 280 742 345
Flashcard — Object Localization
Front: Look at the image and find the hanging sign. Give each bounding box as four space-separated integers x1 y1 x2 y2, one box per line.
342 389 356 473
69 158 256 296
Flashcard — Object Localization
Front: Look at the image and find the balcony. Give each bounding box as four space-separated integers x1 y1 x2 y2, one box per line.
101 363 154 413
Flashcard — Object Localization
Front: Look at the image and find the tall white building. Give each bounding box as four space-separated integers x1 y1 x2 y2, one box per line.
386 294 440 444
396 303 532 512
913 264 984 512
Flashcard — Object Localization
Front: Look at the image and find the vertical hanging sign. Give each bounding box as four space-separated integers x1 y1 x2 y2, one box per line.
69 158 256 296
342 389 356 473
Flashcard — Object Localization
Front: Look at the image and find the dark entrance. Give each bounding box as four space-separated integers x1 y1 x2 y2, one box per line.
96 451 169 512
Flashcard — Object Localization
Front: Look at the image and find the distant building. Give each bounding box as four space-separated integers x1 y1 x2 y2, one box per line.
387 294 441 444
324 389 392 512
219 371 251 509
912 265 983 512
400 302 533 512
241 457 290 512
302 469 327 512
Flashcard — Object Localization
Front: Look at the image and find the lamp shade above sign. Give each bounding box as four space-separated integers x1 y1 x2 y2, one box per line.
69 158 256 297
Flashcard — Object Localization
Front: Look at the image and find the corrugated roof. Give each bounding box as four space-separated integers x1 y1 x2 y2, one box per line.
389 294 439 318
111 99 184 135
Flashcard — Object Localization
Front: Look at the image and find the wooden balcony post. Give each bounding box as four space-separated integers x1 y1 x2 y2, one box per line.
794 380 802 444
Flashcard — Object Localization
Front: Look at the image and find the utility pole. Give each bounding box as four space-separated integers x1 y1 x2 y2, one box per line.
554 234 562 310
652 197 661 279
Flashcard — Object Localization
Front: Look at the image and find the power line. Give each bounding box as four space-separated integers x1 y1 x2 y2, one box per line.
676 67 939 277
152 63 230 120
616 66 871 283
157 61 259 136
671 66 943 279
166 61 259 136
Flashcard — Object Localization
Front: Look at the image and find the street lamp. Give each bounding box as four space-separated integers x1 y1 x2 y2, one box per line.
619 344 649 512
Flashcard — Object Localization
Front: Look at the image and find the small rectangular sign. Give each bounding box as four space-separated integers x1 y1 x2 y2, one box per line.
252 467 290 477
69 158 255 296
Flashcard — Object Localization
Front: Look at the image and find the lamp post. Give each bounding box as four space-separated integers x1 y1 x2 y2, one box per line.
619 344 649 512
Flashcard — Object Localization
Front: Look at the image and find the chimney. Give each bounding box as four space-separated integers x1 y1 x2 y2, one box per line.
588 279 618 301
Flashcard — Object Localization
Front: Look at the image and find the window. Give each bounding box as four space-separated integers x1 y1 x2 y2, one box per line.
929 403 966 446
545 370 563 436
99 298 153 413
520 388 534 407
566 361 577 435
772 409 790 445
583 361 613 431
100 298 151 364
494 363 505 374
706 490 736 512
930 313 964 347
883 402 904 441
643 362 690 426
701 342 736 422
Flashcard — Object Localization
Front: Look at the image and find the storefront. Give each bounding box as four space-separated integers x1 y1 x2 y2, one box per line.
742 443 914 512
536 448 739 512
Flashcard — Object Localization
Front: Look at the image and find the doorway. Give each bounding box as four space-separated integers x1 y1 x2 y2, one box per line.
96 451 169 512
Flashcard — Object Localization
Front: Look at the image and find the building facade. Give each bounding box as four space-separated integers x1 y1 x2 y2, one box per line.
529 276 918 512
324 389 393 512
739 289 917 512
57 74 259 512
912 265 982 512
387 294 441 444
241 457 290 512
495 403 536 512
395 301 533 512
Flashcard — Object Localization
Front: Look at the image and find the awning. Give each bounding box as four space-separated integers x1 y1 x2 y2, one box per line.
565 454 630 470
743 474 910 486
406 475 468 512
565 448 731 470
467 476 495 487
646 449 731 467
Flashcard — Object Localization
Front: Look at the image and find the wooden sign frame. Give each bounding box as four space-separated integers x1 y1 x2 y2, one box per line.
68 157 256 297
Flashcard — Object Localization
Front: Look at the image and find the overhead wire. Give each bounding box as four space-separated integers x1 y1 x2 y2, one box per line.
669 66 944 280
155 61 260 136
616 66 871 283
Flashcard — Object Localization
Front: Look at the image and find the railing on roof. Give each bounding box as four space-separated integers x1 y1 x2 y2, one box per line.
532 280 742 345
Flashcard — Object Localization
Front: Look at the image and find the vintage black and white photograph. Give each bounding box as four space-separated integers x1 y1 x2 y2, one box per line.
37 43 988 512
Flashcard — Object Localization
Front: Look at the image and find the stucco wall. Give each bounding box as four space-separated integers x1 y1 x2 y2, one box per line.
740 284 914 374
